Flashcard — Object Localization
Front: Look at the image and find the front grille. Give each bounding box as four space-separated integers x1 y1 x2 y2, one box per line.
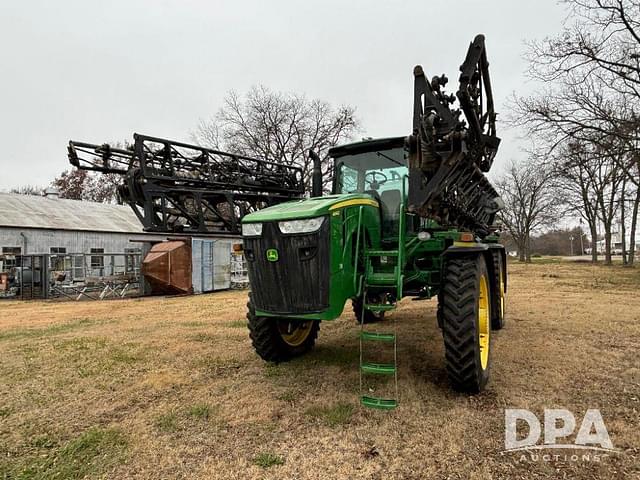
244 219 330 314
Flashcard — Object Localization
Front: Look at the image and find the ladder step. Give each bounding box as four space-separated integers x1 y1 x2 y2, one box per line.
364 303 396 312
365 272 397 285
361 362 396 375
360 395 398 410
360 331 396 342
365 249 399 257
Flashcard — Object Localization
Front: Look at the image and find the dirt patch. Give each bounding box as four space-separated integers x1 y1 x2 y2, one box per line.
0 261 638 478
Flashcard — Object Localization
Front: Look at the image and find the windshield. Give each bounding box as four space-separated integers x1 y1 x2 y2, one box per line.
334 147 407 196
334 147 408 238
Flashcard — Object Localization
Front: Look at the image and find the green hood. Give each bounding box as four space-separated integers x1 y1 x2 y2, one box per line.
242 194 378 223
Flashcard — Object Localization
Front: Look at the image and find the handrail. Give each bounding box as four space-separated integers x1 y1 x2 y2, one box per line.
353 206 364 294
396 176 409 296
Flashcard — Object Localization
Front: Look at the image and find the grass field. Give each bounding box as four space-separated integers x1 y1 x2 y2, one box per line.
1 261 639 479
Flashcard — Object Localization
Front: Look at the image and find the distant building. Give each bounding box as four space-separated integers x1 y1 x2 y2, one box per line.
0 190 160 273
0 190 243 294
587 231 640 255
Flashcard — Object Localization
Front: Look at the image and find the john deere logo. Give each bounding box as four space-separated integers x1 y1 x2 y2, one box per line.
266 249 279 262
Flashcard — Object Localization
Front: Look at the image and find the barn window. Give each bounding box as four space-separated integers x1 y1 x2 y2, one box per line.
1 247 21 269
125 247 140 274
90 248 105 274
50 247 67 271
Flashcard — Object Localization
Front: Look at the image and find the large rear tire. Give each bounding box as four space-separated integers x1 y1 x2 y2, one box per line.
440 255 492 393
247 294 319 362
490 251 506 330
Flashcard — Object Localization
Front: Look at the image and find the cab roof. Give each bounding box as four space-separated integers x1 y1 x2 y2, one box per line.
328 136 406 158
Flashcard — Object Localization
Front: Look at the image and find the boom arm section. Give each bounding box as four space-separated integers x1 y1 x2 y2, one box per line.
408 34 503 237
68 133 304 235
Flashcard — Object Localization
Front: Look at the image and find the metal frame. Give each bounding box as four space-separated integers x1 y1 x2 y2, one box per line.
68 134 305 235
408 34 502 238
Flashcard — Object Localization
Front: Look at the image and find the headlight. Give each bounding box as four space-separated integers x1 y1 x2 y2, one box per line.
278 216 324 234
241 223 263 236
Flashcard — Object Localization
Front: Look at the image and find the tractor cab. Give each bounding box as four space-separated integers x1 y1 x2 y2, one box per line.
330 136 408 239
240 136 410 323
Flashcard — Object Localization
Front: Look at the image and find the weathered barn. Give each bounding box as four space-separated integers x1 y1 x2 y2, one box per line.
0 190 157 259
0 190 245 295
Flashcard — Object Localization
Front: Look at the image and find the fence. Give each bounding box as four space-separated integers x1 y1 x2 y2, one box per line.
0 252 142 300
230 252 249 289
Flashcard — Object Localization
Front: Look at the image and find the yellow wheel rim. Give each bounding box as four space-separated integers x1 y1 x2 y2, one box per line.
277 320 313 347
478 274 490 370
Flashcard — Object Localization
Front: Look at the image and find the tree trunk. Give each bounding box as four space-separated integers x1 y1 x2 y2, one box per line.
604 225 613 265
629 186 640 266
621 177 627 265
589 223 599 263
518 240 526 262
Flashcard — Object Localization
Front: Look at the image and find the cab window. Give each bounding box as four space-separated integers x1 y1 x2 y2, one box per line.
335 147 408 237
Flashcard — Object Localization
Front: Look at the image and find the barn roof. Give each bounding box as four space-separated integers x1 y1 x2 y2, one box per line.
0 193 144 233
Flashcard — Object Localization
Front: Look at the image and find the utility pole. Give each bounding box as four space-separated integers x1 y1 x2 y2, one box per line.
570 236 574 256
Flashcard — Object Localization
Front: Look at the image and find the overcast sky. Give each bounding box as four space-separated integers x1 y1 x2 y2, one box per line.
0 0 566 190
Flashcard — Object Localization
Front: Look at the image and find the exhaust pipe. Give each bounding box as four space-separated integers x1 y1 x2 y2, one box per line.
309 149 322 197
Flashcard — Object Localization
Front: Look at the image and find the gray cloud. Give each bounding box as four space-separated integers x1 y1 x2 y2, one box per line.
0 0 565 189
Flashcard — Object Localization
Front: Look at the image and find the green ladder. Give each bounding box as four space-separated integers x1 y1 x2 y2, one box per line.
357 176 408 410
359 245 402 410
358 284 399 410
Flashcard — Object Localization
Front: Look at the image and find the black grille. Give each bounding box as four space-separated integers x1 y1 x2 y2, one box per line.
244 219 330 314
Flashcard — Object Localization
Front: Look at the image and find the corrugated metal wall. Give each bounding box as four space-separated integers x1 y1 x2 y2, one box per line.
191 238 236 293
0 227 160 255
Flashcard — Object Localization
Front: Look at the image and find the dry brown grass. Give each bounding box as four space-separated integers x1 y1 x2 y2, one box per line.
0 260 639 479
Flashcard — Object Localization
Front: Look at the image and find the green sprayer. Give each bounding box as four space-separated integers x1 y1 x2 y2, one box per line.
242 35 506 409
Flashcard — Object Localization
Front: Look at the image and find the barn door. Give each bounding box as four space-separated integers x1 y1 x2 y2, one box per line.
212 242 231 290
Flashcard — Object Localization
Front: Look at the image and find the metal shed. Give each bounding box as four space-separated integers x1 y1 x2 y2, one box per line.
191 237 237 293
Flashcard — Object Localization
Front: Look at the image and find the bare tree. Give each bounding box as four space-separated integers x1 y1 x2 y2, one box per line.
193 118 221 149
52 168 121 203
9 185 45 195
515 0 640 178
629 182 640 265
527 0 640 102
620 174 629 264
618 129 640 265
511 0 640 265
192 86 360 191
597 151 625 264
52 169 88 200
84 172 121 203
512 75 627 149
495 160 562 262
554 139 628 264
554 143 603 262
51 139 129 203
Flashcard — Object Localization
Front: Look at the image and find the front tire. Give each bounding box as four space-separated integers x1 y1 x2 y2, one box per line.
247 294 319 362
440 255 492 393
